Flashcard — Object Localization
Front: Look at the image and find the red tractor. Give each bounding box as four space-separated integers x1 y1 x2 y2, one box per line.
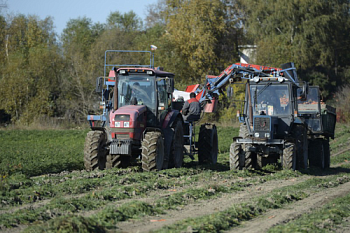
84 50 218 172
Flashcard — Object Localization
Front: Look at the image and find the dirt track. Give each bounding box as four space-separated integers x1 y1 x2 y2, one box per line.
232 180 350 233
116 174 350 233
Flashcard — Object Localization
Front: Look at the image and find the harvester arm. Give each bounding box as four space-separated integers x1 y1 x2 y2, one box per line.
184 63 281 113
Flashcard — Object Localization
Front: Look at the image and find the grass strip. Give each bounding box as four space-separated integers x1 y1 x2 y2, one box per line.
0 196 106 228
268 192 350 232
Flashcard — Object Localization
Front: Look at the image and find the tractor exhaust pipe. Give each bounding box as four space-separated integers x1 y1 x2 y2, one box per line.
113 68 118 111
247 81 253 128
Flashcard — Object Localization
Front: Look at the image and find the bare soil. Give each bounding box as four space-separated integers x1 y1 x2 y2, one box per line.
231 180 350 233
116 176 312 232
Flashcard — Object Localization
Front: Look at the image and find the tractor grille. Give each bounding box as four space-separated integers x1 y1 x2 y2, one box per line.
110 140 132 155
254 117 270 131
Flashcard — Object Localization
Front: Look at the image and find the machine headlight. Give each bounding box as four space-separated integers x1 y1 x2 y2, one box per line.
254 132 260 137
265 133 270 138
253 76 260 83
115 121 121 127
124 122 130 127
278 77 284 83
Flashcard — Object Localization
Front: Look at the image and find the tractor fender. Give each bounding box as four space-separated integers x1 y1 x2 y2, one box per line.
91 126 113 143
161 110 183 164
162 110 183 129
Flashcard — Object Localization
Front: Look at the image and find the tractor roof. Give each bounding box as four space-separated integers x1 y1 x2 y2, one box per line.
109 68 175 78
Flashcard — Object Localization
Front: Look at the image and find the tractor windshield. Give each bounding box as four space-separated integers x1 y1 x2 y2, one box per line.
250 84 290 116
117 75 156 111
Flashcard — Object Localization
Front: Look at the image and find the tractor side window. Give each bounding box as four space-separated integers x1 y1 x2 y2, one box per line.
297 87 320 113
157 79 168 111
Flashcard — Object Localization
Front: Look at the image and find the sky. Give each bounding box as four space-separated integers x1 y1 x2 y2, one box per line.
4 0 158 35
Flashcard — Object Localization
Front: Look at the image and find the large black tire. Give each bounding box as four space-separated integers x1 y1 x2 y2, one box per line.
168 120 184 168
323 139 330 169
141 131 165 172
239 123 249 138
309 139 325 169
229 142 243 170
244 144 255 169
293 125 308 170
282 142 296 170
198 123 218 164
84 131 107 171
106 154 130 169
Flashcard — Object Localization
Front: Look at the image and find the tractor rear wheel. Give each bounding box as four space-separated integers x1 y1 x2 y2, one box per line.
198 123 218 164
309 139 325 169
229 142 243 170
293 125 308 170
282 142 296 170
106 154 130 169
323 139 330 169
84 131 107 171
141 131 165 172
169 120 184 168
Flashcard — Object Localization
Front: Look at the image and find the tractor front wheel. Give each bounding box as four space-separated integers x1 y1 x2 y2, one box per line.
141 131 165 172
229 142 244 170
84 131 107 171
106 154 130 169
282 142 296 170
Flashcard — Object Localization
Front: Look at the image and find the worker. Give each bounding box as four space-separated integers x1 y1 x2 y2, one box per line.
182 92 201 121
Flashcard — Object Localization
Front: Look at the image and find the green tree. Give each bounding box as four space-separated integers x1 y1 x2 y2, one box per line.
163 0 227 81
238 0 350 99
107 11 143 32
0 15 62 124
60 17 105 123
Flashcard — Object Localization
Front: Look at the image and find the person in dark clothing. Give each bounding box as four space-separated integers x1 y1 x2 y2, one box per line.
182 92 201 121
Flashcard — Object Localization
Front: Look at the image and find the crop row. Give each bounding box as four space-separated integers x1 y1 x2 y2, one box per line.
20 172 350 232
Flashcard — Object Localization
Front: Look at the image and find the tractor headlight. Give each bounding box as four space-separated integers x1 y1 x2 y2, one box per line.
278 77 284 83
115 122 121 127
265 133 270 138
254 132 260 137
124 122 130 127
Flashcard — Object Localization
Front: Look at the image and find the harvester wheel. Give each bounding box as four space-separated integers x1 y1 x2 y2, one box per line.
309 139 325 169
229 142 243 170
84 131 107 171
282 142 296 170
141 131 165 172
198 123 218 164
323 139 330 169
106 154 130 169
293 125 308 170
169 120 184 168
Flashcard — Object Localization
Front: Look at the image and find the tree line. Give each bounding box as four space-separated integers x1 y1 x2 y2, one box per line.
0 0 349 125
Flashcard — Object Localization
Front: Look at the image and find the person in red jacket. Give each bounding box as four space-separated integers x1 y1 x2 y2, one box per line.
181 92 201 121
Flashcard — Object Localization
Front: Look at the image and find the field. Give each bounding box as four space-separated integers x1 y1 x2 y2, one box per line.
0 124 350 232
